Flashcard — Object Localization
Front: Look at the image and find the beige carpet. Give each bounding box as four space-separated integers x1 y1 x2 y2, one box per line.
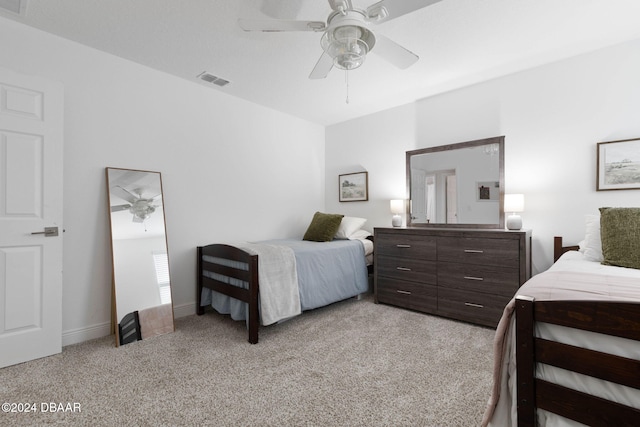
0 294 495 426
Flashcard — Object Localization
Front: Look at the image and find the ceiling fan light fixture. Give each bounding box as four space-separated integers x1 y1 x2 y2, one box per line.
321 24 374 71
129 200 155 221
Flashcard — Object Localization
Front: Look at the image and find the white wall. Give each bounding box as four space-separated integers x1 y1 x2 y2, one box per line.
112 237 166 322
326 37 640 275
0 17 325 345
326 103 417 228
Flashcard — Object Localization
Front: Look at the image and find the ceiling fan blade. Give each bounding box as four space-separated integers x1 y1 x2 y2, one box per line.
366 0 442 24
112 186 138 204
238 18 326 32
309 52 335 79
373 34 419 69
328 0 353 12
110 204 131 213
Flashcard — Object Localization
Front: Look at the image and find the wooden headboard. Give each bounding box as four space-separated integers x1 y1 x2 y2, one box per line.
553 236 580 262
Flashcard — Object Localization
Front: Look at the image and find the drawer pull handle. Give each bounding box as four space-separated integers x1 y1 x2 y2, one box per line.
396 244 412 248
396 267 412 271
464 249 484 254
464 276 484 281
397 290 412 295
465 302 484 308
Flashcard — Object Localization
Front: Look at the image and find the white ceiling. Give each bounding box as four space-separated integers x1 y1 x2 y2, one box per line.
3 0 640 126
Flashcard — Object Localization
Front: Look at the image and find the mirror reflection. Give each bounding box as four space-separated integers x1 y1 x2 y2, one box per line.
106 167 174 346
407 136 504 228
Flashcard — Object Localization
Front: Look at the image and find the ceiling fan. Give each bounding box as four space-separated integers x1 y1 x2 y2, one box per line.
239 0 443 79
110 186 161 223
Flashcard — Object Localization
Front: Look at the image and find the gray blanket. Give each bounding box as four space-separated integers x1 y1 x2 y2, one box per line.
237 243 301 325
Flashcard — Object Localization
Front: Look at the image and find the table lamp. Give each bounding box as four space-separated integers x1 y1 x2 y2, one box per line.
390 199 404 227
504 194 524 230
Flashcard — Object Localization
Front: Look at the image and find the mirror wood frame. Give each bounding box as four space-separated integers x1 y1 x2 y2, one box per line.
406 136 505 229
106 167 174 347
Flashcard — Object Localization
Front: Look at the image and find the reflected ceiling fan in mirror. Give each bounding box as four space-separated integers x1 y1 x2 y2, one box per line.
239 0 442 79
110 186 161 224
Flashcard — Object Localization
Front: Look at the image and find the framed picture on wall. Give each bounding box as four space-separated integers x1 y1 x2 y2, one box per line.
339 172 368 202
597 138 640 191
476 181 500 201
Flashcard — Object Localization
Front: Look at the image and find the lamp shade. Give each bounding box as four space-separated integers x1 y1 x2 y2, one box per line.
504 194 524 213
390 199 404 214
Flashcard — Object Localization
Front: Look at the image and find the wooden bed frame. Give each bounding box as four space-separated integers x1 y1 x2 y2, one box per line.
552 236 579 262
515 237 640 426
196 237 374 345
196 244 260 344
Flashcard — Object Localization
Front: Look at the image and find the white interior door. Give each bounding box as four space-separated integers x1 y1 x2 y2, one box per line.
446 174 457 224
410 169 427 222
0 67 63 368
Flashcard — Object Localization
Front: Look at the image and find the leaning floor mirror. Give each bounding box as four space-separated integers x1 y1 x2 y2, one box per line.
106 167 174 346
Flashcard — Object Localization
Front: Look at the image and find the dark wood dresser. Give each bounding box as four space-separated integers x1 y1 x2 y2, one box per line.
374 227 531 327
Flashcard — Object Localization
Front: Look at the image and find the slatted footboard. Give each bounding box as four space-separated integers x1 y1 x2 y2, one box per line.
515 296 640 426
196 244 260 344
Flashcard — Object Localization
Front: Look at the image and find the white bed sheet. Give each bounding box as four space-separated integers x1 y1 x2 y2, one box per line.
356 237 374 265
547 249 640 278
483 251 640 427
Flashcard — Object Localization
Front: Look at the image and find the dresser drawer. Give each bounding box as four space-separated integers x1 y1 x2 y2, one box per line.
437 261 519 296
376 233 436 260
438 288 511 327
437 237 520 268
377 256 436 284
376 277 437 313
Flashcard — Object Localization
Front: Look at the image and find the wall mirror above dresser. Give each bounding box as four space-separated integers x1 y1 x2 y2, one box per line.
407 136 504 229
106 167 174 347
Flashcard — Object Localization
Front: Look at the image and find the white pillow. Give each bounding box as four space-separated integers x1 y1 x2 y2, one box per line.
582 214 603 262
349 229 372 240
335 216 367 239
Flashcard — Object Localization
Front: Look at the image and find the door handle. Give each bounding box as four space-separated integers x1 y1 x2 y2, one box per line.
31 226 59 237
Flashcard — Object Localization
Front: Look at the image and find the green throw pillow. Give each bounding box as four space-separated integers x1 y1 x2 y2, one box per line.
599 207 640 269
303 212 344 242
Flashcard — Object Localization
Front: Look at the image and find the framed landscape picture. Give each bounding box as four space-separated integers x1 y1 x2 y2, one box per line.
339 172 368 202
597 138 640 191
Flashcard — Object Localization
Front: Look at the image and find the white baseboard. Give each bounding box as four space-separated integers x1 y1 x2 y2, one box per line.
61 303 197 346
62 321 112 346
173 301 196 319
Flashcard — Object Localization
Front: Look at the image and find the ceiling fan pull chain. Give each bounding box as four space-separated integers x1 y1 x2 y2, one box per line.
345 70 349 104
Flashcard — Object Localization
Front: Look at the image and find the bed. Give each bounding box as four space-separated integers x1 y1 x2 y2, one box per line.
482 208 640 426
196 213 373 344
